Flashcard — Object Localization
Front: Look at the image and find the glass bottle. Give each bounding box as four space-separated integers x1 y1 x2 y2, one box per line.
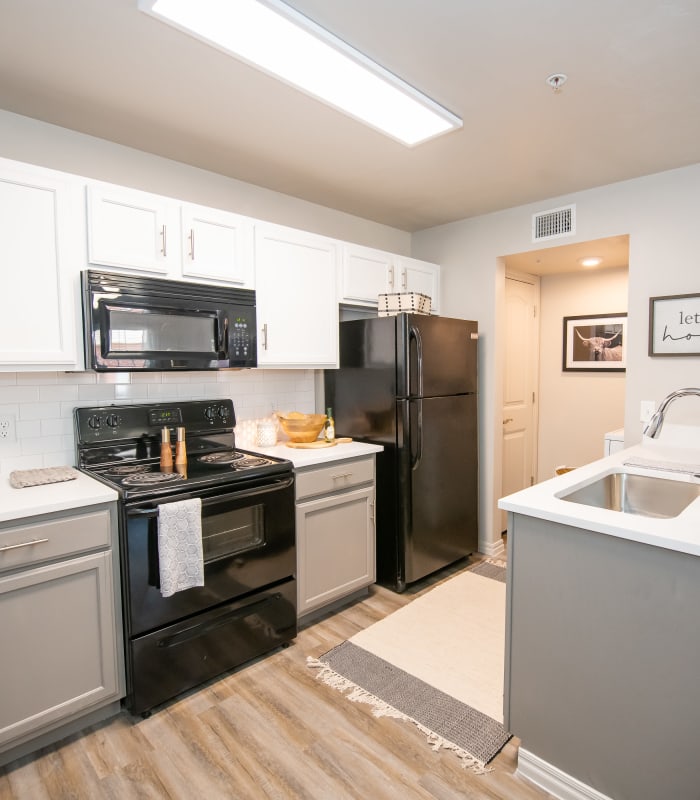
324 407 335 443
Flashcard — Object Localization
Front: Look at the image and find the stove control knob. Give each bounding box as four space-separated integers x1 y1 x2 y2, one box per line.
204 406 216 422
105 414 120 428
87 415 101 430
217 405 230 420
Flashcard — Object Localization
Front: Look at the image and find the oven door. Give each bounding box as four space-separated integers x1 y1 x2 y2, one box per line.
123 475 295 637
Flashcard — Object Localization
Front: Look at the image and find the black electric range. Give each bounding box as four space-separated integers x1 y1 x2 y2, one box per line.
74 399 297 716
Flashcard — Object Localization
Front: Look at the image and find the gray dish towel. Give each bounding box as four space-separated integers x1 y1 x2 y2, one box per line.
157 498 204 597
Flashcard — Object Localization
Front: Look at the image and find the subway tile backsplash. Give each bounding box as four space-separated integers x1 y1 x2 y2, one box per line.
0 369 316 473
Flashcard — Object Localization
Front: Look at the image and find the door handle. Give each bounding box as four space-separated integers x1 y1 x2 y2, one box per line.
503 418 514 425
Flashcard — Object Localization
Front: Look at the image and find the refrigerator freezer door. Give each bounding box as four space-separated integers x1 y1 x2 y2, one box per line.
400 393 478 586
400 314 477 398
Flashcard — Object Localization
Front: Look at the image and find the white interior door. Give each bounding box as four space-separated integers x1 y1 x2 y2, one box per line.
501 275 539 530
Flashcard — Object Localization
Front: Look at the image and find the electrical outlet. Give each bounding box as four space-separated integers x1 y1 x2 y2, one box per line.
0 415 16 442
640 400 656 424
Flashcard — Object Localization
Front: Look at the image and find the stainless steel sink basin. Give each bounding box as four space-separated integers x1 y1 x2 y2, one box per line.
560 471 700 518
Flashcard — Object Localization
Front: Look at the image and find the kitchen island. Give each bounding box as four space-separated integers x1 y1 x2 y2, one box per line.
499 440 700 800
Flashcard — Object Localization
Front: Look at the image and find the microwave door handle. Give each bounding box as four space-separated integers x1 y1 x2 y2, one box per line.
218 317 229 354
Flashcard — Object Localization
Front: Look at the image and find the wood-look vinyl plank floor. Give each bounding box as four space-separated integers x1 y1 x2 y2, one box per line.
0 556 555 800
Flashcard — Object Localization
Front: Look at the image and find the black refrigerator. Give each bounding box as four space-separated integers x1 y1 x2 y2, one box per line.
324 313 478 592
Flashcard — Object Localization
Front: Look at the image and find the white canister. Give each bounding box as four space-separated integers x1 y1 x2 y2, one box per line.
256 419 277 447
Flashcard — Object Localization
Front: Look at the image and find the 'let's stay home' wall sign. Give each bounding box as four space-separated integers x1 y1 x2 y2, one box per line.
649 293 700 356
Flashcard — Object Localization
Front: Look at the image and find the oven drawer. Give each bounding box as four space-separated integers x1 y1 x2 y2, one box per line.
0 509 112 573
295 456 374 501
127 577 296 714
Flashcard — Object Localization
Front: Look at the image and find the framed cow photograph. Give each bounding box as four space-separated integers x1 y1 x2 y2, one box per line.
563 313 627 372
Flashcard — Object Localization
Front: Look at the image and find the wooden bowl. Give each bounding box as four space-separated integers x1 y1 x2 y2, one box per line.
277 412 327 443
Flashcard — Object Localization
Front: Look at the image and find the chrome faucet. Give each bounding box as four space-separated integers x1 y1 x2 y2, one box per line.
642 388 700 439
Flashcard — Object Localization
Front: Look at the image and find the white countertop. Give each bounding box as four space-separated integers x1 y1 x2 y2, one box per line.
0 471 118 524
499 439 700 557
248 440 383 468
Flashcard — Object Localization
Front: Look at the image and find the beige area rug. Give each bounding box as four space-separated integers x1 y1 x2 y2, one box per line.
308 560 511 772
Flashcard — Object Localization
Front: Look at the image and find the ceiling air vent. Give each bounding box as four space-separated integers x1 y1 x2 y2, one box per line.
532 204 576 242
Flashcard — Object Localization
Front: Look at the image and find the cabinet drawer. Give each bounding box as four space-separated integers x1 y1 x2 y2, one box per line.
0 509 111 573
295 456 374 501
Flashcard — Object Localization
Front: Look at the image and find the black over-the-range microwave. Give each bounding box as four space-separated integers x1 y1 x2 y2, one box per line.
82 269 257 371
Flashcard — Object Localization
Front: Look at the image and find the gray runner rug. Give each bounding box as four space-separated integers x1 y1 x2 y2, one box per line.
308 560 511 772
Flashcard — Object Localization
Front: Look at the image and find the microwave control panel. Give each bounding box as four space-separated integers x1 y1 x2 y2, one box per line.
231 312 254 359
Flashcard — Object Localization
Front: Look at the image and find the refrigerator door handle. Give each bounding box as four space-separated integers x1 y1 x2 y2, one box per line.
408 324 424 397
411 398 424 470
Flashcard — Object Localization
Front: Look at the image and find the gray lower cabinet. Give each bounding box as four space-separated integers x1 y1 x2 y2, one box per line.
295 456 376 618
505 512 700 800
0 505 123 763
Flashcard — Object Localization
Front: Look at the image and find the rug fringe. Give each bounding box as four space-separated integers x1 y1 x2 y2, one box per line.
307 656 493 774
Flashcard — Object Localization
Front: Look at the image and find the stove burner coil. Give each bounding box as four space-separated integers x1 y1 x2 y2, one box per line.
198 451 246 465
103 465 152 477
121 471 185 487
235 456 271 469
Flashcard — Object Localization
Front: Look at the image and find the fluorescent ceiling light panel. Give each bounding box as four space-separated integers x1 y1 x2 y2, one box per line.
139 0 462 146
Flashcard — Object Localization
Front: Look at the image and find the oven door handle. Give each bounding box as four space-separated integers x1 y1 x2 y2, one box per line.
126 476 294 518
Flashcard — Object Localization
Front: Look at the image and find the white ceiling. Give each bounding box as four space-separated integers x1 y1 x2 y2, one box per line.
1 0 699 235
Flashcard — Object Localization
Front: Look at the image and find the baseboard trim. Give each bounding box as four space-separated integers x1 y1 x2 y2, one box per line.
480 538 506 558
517 748 613 800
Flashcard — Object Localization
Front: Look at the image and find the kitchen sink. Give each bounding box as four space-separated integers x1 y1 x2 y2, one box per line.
559 471 700 519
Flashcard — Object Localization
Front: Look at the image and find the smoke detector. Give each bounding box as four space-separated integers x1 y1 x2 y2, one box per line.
546 73 568 92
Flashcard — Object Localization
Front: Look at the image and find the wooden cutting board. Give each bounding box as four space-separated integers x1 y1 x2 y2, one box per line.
285 437 353 449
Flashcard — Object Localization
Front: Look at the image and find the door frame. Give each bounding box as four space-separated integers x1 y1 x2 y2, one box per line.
501 270 541 531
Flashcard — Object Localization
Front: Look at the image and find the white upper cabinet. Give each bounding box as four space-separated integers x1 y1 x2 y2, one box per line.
255 224 338 368
86 183 180 275
340 244 394 305
0 159 82 370
340 243 440 313
180 203 254 288
86 185 255 287
398 256 441 313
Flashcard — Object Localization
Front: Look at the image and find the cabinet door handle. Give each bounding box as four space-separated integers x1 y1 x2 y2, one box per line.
370 500 375 522
160 224 167 257
189 228 195 260
503 417 514 425
388 265 394 289
262 323 268 351
401 269 407 290
0 537 49 553
331 472 352 480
